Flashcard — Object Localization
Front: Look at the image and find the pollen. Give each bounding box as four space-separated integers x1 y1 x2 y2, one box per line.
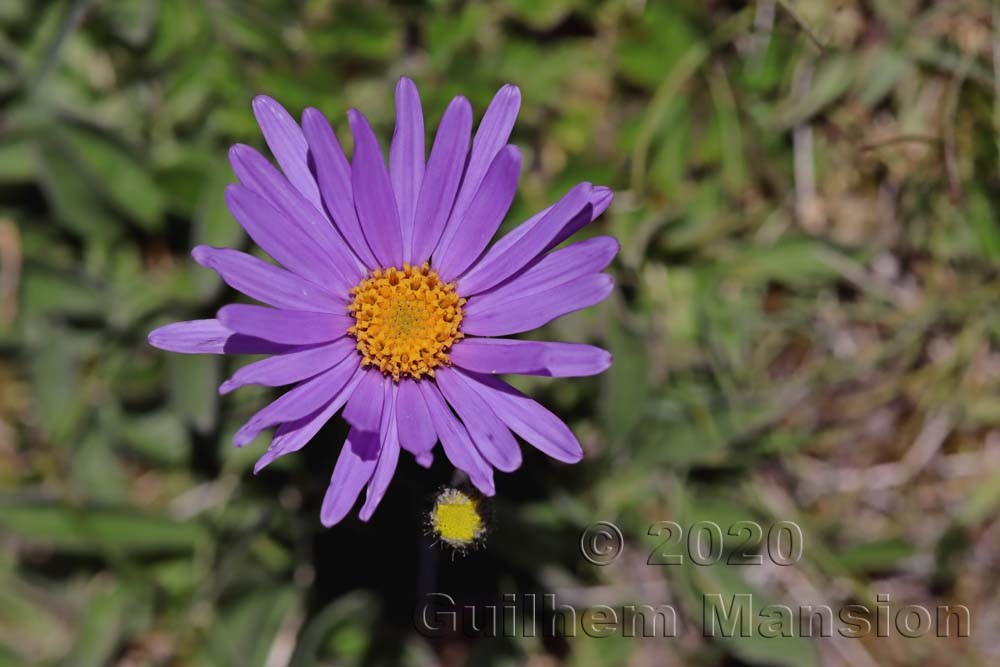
347 263 465 381
429 488 486 550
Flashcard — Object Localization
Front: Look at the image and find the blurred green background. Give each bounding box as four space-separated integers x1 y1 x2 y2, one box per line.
2 0 999 665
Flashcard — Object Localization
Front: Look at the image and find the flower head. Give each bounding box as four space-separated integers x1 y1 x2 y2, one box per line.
148 78 617 526
428 487 488 552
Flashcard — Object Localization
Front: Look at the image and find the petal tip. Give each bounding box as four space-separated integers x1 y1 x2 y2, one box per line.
499 83 521 103
346 108 366 127
215 304 234 326
190 245 212 265
222 182 241 201
251 94 276 111
228 144 258 171
233 432 253 448
591 186 614 215
301 106 323 124
320 501 350 528
396 76 418 93
253 454 274 475
448 95 473 115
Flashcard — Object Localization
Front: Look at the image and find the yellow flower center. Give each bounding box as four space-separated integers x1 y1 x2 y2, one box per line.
430 488 485 548
347 263 465 381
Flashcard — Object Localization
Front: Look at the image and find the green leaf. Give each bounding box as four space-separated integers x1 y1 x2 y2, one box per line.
838 539 914 574
719 238 843 287
207 587 298 666
115 410 189 466
0 573 71 663
98 0 158 47
29 335 87 446
36 137 117 242
692 565 819 667
0 501 207 553
773 55 855 128
59 126 165 230
290 592 378 666
70 581 151 667
168 353 218 434
21 268 104 317
70 432 129 502
0 136 35 182
617 5 699 89
965 188 1000 261
193 161 243 250
503 0 574 30
601 315 648 446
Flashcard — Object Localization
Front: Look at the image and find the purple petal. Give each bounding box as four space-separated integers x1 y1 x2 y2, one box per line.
462 273 613 336
588 186 614 223
254 364 364 472
395 378 436 461
436 366 521 472
229 145 362 286
450 339 612 377
217 304 351 345
192 245 345 312
234 355 361 447
546 185 614 248
457 370 584 463
417 380 495 495
320 426 381 527
225 183 349 291
434 145 521 281
251 95 323 210
460 186 612 291
220 337 357 394
448 84 521 229
458 183 592 295
148 319 289 355
348 110 404 268
472 235 618 303
410 96 473 265
360 381 400 521
342 368 385 433
389 78 425 262
301 108 378 268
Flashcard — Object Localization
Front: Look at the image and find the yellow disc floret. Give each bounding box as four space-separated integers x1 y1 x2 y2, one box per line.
429 488 486 549
347 263 465 381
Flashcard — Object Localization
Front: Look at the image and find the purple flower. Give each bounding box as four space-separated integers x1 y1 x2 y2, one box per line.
149 79 616 526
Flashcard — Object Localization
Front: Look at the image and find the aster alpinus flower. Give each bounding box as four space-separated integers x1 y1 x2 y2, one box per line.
148 78 617 526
